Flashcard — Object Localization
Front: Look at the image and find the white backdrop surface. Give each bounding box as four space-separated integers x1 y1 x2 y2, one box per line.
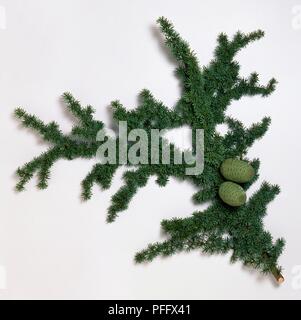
0 0 301 300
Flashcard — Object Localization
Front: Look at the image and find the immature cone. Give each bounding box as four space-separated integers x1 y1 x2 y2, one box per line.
219 182 247 207
220 158 255 183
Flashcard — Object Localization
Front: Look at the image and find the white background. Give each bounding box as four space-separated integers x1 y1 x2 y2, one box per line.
0 0 301 300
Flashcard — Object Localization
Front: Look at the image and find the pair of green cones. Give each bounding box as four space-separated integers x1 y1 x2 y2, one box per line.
219 158 255 207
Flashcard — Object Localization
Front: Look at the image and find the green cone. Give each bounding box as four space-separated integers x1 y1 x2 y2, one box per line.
220 158 255 183
219 182 247 207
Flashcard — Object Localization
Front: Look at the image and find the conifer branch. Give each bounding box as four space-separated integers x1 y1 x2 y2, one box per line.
232 76 277 99
246 182 280 219
82 163 118 201
112 90 183 130
16 146 61 191
224 117 271 158
108 167 151 222
63 92 95 125
157 17 200 75
14 18 284 282
15 108 65 144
